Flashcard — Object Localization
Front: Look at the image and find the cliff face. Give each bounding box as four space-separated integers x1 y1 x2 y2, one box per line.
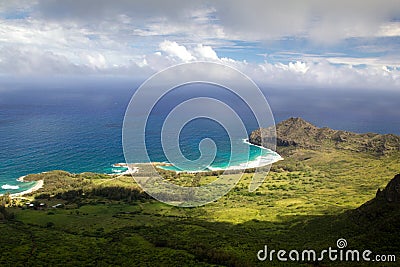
249 117 400 155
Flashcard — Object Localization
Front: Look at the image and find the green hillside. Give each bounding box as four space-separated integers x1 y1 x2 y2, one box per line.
1 118 399 266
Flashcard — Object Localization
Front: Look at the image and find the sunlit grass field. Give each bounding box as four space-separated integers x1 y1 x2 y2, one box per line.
1 149 399 266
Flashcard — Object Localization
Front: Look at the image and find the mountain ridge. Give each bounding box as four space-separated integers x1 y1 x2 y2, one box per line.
249 117 400 156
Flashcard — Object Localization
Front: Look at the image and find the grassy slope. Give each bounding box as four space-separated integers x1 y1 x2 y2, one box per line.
1 150 399 266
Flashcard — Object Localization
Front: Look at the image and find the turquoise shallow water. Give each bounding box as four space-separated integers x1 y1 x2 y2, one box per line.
158 139 281 172
0 84 279 195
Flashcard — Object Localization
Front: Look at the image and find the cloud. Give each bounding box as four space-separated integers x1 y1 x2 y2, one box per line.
193 44 219 60
0 1 399 90
19 0 400 43
0 46 82 74
0 29 399 90
0 45 153 77
275 61 309 74
254 59 400 89
159 41 195 62
147 41 400 90
212 0 400 43
377 22 400 37
34 0 203 22
3 1 400 47
86 53 107 69
158 41 220 62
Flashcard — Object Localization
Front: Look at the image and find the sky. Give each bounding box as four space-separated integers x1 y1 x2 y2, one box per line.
0 0 400 90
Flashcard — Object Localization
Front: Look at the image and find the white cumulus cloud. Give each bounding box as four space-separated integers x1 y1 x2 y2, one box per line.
193 44 219 60
159 41 195 62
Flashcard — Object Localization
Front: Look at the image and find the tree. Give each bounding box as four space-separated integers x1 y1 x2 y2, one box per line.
0 193 11 206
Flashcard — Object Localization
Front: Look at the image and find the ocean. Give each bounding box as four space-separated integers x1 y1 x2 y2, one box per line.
1 78 399 194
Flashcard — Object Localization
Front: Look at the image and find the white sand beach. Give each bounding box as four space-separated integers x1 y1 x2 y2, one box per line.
10 180 44 197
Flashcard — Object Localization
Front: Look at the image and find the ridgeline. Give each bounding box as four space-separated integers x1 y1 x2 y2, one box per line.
249 117 400 156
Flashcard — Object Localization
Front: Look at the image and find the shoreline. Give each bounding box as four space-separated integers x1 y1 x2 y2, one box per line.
110 163 140 176
157 139 283 173
10 180 44 197
16 175 26 182
0 176 44 198
3 148 282 196
157 155 283 173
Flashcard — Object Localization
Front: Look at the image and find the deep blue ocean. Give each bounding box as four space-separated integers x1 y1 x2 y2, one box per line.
1 78 399 194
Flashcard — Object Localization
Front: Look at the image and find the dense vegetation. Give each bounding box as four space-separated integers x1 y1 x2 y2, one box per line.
1 118 399 266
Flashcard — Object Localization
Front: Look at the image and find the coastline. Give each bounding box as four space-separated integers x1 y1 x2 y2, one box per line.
110 163 139 176
3 146 281 196
10 180 44 197
16 175 26 182
157 140 283 173
157 153 283 173
0 175 44 198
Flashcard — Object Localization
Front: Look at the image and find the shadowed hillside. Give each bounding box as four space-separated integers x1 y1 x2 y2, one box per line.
354 174 400 222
